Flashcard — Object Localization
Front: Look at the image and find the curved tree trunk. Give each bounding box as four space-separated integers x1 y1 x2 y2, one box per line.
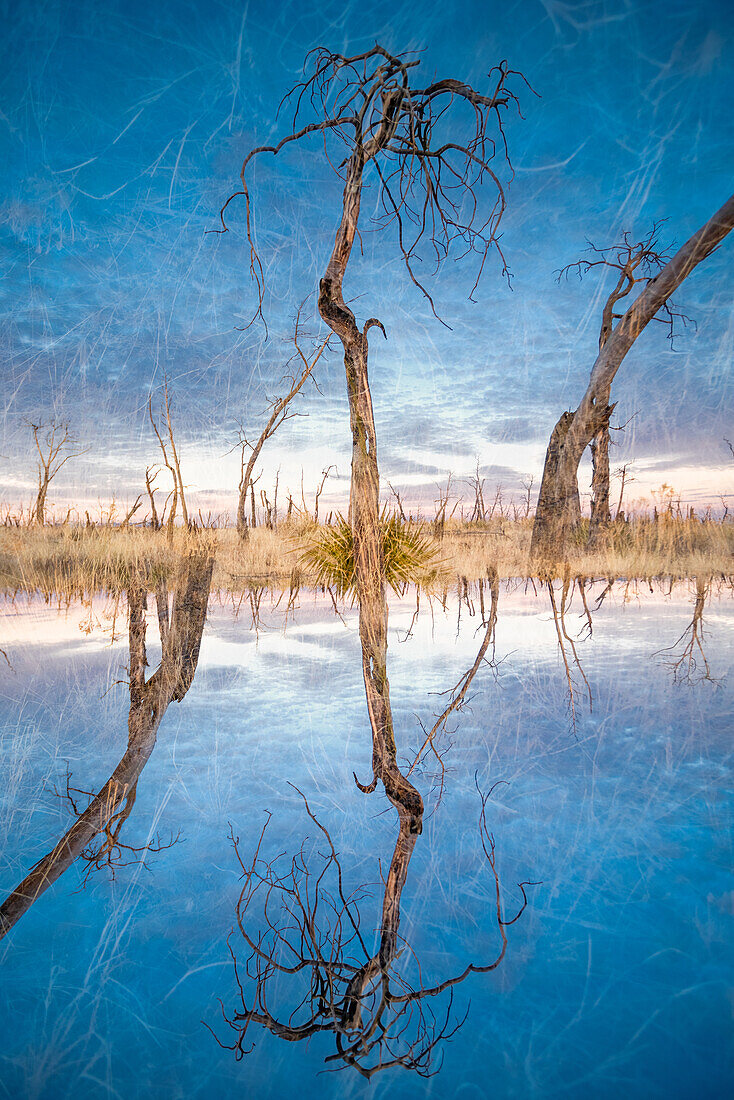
316 106 423 824
340 813 420 1032
530 191 734 561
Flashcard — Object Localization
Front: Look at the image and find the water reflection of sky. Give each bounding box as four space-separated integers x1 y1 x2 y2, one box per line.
0 583 732 1097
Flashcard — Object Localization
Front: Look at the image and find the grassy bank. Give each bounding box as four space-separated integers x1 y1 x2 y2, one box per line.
1 512 732 600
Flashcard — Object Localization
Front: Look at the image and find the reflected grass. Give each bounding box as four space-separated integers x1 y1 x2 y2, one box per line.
1 511 733 599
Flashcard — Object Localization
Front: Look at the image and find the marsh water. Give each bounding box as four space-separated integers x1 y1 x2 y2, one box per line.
0 577 732 1098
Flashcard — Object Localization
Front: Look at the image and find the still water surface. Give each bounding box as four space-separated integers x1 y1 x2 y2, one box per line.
0 581 732 1097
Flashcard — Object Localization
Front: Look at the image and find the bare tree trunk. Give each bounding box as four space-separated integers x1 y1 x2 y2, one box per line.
0 552 213 939
34 478 49 526
260 488 273 529
530 411 583 556
164 385 189 530
317 137 423 824
236 325 327 541
222 44 523 816
166 479 178 545
588 420 612 547
148 390 181 541
237 448 260 542
313 465 335 524
341 816 420 1029
145 467 160 529
615 462 632 520
531 191 734 560
588 380 614 546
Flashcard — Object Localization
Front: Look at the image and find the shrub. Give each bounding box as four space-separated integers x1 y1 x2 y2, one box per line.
299 511 442 596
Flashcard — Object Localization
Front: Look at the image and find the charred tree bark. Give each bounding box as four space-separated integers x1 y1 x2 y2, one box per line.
531 191 734 560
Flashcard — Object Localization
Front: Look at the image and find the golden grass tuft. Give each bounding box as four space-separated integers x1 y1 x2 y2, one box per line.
298 512 445 596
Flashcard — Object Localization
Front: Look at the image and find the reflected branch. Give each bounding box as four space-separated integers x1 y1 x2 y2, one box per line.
408 569 500 794
54 767 181 885
216 784 533 1078
0 550 213 939
546 570 593 727
653 576 717 685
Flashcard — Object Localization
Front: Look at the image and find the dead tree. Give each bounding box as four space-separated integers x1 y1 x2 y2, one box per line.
216 784 532 1077
433 474 455 539
467 461 487 523
29 421 88 525
259 487 273 528
221 45 528 821
120 495 143 527
521 475 534 519
407 568 500 799
653 575 715 685
149 380 190 536
145 466 161 529
387 481 407 522
313 464 336 524
531 192 734 559
614 462 634 521
236 313 329 541
558 226 691 546
0 550 214 939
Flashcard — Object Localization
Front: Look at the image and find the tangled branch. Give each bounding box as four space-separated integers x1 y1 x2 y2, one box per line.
212 783 535 1077
215 44 534 326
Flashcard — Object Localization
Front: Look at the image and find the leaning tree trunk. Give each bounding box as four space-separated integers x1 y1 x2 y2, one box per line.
529 410 585 559
531 191 734 560
0 551 213 939
235 340 324 541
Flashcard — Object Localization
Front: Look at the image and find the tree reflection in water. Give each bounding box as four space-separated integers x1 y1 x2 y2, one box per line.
0 549 214 938
654 575 717 685
216 782 533 1078
217 565 535 1078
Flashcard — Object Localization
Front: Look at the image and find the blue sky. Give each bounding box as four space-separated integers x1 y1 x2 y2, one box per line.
1 0 732 517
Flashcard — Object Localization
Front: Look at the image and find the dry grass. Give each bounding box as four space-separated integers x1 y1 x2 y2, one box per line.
0 512 732 600
439 512 734 582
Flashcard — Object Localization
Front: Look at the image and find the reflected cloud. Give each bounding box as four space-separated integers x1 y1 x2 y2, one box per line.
0 550 213 938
